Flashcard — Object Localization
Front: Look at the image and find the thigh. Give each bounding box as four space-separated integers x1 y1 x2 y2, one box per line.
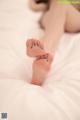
65 4 80 32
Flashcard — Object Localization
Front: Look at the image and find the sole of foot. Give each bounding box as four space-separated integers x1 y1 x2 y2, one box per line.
31 53 53 85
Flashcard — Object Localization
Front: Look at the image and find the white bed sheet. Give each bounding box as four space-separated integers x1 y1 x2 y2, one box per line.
0 0 80 120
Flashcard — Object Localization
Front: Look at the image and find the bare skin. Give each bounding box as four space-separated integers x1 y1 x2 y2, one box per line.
26 0 80 86
31 53 53 85
27 39 45 57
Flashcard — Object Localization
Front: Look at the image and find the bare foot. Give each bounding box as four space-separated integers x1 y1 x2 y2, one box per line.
31 53 53 85
26 39 46 57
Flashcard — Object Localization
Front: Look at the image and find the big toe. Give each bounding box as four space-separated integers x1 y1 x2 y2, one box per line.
47 53 53 64
26 39 34 48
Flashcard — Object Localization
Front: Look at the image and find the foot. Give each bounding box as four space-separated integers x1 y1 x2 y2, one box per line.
26 39 46 57
31 53 53 85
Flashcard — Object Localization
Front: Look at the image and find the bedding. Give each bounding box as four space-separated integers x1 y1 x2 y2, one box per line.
0 0 80 120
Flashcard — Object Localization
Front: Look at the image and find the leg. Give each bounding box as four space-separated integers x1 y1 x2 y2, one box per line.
31 1 66 85
27 1 66 56
41 0 66 53
27 1 80 56
29 1 80 85
41 1 80 53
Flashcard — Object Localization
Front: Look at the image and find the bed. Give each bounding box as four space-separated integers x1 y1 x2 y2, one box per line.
0 0 80 120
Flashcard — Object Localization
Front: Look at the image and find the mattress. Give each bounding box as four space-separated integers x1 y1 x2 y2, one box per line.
0 0 80 120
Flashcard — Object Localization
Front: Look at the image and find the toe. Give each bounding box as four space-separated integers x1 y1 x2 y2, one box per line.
39 40 44 49
34 40 38 46
26 39 32 47
37 40 40 46
26 39 35 48
47 53 53 63
27 39 44 49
